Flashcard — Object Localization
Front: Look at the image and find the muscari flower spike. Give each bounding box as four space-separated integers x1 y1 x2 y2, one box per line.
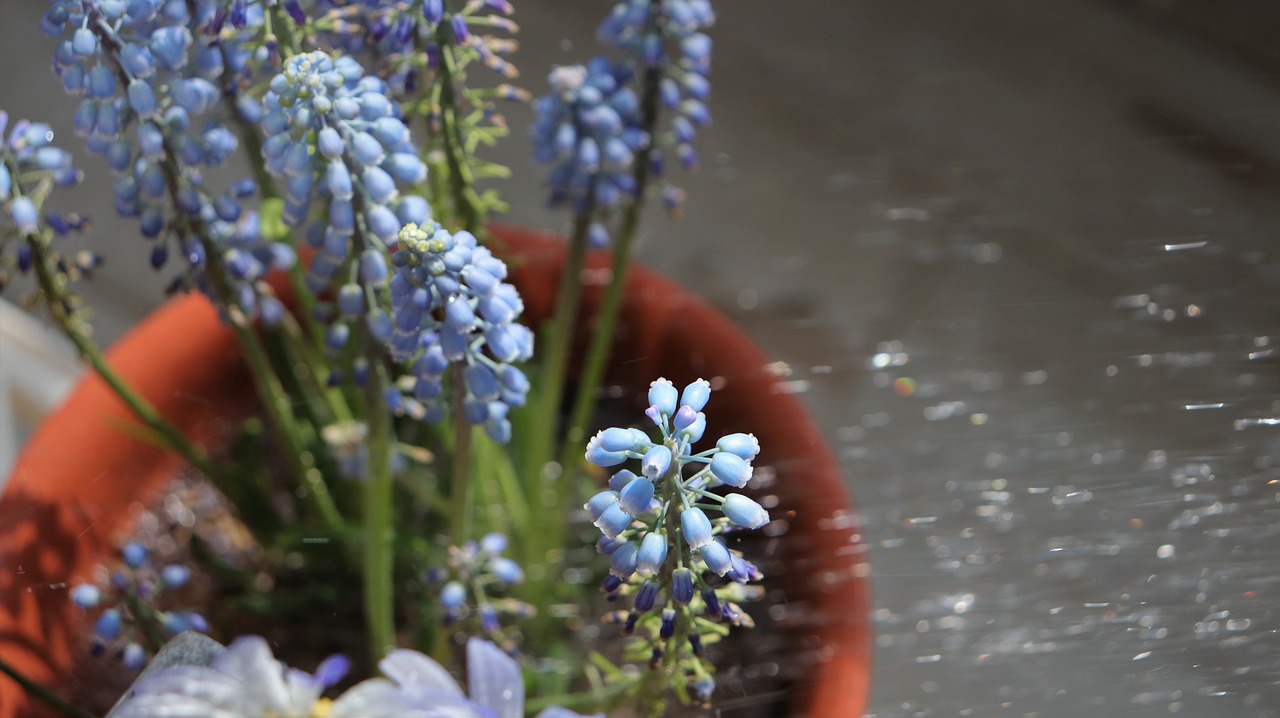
111 634 602 718
426 532 532 651
382 220 533 442
600 0 716 214
42 0 289 322
0 111 90 290
69 541 208 672
583 377 767 704
529 59 647 247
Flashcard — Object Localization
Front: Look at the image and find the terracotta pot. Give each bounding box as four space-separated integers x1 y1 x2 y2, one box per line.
0 226 870 716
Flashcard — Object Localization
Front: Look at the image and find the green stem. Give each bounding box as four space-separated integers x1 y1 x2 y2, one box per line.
362 360 397 661
154 137 343 532
26 245 220 480
528 209 593 479
556 37 666 477
436 35 487 233
0 655 96 718
449 364 474 545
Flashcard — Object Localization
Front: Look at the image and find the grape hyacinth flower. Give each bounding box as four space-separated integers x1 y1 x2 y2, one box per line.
583 377 766 703
595 0 716 214
69 542 208 672
41 0 289 322
530 59 646 246
0 111 89 290
426 533 532 650
111 635 601 718
385 221 533 441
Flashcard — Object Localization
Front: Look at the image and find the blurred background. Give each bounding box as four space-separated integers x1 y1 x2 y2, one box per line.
4 1 1280 715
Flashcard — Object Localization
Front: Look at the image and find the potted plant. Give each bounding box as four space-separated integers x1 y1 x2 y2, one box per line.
0 1 870 716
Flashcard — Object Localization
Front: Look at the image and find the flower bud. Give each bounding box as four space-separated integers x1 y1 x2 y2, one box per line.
699 539 733 576
709 451 752 488
680 379 711 412
722 493 769 529
635 532 667 577
641 444 672 480
618 476 655 516
648 378 677 417
681 508 713 549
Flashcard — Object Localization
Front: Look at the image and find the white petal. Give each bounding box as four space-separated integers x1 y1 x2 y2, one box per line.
379 648 465 699
210 636 293 713
466 638 523 718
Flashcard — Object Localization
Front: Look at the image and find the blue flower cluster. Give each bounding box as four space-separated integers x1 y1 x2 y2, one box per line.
596 0 716 170
339 0 521 96
597 0 715 178
69 542 208 672
386 221 533 442
42 0 291 321
426 533 531 652
583 377 766 702
529 60 646 246
259 51 429 295
0 111 88 288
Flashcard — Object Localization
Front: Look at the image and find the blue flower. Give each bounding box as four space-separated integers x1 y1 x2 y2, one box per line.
530 58 647 243
384 222 533 440
581 376 765 697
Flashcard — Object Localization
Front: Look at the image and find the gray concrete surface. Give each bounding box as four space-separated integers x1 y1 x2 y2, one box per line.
4 1 1280 715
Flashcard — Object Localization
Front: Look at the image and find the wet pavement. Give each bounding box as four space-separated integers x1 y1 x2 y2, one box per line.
4 0 1280 715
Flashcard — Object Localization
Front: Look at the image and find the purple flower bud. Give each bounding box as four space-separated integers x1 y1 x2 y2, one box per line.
450 14 470 42
672 568 695 605
597 534 627 556
645 405 663 426
283 0 306 25
634 581 660 613
660 608 676 638
423 0 443 24
480 533 507 555
681 508 713 549
609 541 639 579
709 451 752 488
314 654 350 688
673 405 698 430
618 476 655 516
